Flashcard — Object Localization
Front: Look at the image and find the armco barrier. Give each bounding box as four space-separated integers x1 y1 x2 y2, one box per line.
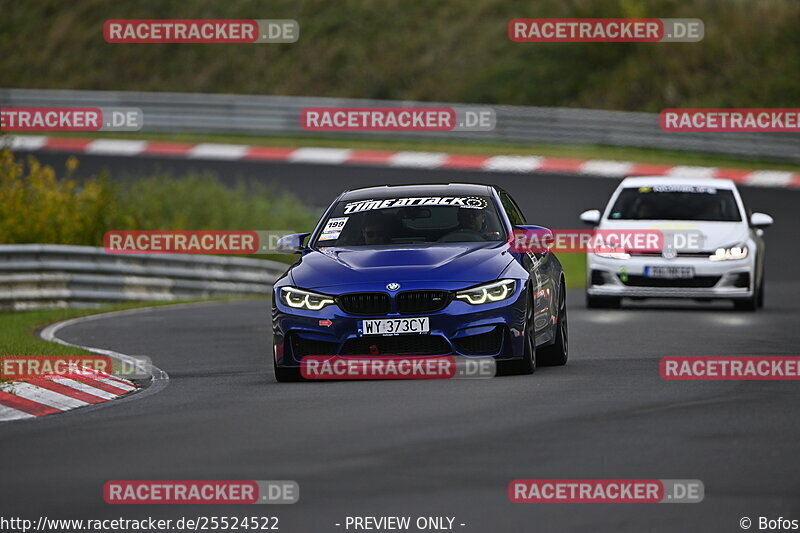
0 244 287 310
1 88 798 162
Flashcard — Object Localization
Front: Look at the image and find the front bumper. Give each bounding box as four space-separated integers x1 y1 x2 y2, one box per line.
586 253 754 299
273 281 528 366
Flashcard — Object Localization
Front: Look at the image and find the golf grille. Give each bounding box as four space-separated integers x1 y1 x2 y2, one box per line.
619 275 721 288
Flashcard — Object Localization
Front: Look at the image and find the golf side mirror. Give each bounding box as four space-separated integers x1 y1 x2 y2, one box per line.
750 212 773 229
579 209 601 225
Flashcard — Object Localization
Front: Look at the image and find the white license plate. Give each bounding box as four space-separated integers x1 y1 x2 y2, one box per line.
644 266 695 279
359 317 430 336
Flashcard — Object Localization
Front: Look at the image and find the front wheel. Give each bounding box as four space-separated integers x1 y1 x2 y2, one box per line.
733 293 758 311
733 276 761 312
273 350 303 382
499 292 536 375
539 283 568 366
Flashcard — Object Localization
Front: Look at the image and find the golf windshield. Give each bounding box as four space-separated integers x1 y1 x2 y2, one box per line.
608 186 742 221
314 196 506 246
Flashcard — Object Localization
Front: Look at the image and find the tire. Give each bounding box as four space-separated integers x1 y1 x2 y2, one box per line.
733 278 759 311
273 353 304 382
733 288 758 311
539 283 568 366
757 278 765 309
586 294 621 309
499 291 536 375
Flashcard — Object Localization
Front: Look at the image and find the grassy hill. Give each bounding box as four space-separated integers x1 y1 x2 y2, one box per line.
1 0 798 111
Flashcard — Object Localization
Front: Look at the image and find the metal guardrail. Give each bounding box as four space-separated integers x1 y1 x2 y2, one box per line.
1 88 798 162
0 244 288 310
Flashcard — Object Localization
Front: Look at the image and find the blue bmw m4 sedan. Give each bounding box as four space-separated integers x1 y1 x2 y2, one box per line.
271 183 568 381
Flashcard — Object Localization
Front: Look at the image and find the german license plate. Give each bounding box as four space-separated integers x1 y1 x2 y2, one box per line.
359 317 430 336
644 266 695 279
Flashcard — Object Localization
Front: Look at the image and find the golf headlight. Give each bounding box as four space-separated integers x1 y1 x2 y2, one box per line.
709 245 748 261
594 251 631 260
280 287 335 310
455 279 516 305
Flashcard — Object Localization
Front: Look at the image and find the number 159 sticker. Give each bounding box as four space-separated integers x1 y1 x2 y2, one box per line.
319 217 349 241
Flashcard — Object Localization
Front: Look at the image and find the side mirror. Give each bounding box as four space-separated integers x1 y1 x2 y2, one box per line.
275 233 310 254
750 212 773 229
511 225 554 254
580 209 601 225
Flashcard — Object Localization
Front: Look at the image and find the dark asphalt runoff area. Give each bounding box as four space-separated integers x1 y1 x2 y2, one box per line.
2 153 800 532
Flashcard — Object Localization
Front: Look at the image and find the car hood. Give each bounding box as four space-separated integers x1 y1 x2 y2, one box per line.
290 242 514 290
598 220 749 251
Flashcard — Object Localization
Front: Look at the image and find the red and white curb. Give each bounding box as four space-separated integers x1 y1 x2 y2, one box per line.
5 135 800 189
0 306 171 422
0 369 138 421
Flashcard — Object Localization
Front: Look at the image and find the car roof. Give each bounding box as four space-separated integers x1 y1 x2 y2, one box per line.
619 176 736 189
339 183 494 201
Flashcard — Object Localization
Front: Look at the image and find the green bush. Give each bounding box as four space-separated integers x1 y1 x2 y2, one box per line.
0 150 121 245
0 150 318 256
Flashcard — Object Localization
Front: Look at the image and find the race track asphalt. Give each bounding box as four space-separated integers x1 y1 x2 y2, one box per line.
2 152 799 532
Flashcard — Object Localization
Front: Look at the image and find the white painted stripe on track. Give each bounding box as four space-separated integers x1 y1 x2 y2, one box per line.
91 376 137 392
580 160 635 177
289 147 352 164
52 378 121 400
8 382 88 410
666 166 718 178
189 143 250 159
5 135 48 150
0 404 36 421
86 139 147 155
388 151 448 168
483 156 544 173
745 170 795 187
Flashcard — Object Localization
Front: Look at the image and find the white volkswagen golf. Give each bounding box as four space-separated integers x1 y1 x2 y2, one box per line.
581 176 773 311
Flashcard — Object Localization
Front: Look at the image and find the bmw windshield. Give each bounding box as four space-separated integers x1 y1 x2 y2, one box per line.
312 195 507 246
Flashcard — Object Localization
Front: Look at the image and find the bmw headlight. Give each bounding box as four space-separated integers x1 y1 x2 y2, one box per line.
280 286 335 310
709 245 748 261
455 279 516 305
